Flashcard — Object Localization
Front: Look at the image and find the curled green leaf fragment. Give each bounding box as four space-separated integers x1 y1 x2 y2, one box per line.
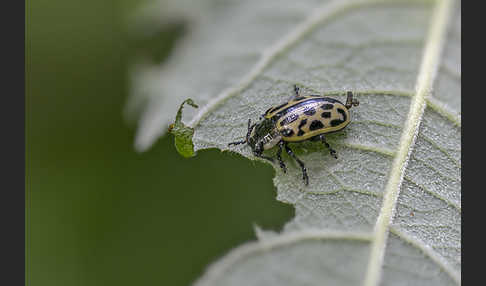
168 99 199 158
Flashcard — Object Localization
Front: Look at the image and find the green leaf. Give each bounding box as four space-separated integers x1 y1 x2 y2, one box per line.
129 0 461 285
168 99 199 158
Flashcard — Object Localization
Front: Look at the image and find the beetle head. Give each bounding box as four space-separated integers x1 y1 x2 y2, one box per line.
229 117 279 155
248 118 280 155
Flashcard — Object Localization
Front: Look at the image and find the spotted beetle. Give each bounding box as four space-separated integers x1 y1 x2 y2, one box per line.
228 85 359 185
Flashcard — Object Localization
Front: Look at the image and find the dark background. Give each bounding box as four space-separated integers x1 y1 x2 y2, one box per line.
26 1 292 285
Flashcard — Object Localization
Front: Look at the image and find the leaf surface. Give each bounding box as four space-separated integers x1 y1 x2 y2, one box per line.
130 0 461 285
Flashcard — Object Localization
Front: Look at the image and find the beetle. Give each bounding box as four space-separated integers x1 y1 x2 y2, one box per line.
228 85 359 185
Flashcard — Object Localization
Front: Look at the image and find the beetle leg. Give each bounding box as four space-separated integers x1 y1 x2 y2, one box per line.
284 143 308 186
318 134 338 159
345 91 359 109
228 140 246 146
287 85 302 101
277 141 287 173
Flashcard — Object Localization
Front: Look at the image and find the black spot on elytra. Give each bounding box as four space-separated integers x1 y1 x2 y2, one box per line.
293 96 306 101
321 112 331 118
337 108 347 121
320 103 334 110
298 119 307 128
297 119 307 136
309 120 324 131
282 129 294 137
330 119 344 127
279 114 299 126
303 107 316 116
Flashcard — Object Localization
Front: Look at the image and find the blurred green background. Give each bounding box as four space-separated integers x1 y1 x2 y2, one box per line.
26 1 293 285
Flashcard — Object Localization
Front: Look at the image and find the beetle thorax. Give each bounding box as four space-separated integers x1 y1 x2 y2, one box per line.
261 131 282 150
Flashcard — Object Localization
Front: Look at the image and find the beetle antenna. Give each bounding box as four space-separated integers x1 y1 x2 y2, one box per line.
345 91 359 109
246 119 256 143
228 119 256 147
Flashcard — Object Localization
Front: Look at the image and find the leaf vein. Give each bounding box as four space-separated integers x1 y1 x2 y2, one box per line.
389 227 460 284
364 1 454 285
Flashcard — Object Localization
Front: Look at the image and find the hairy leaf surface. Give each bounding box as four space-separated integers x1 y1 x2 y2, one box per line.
129 0 461 285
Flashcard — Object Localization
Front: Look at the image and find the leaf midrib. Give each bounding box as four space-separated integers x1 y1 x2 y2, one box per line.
363 0 457 285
